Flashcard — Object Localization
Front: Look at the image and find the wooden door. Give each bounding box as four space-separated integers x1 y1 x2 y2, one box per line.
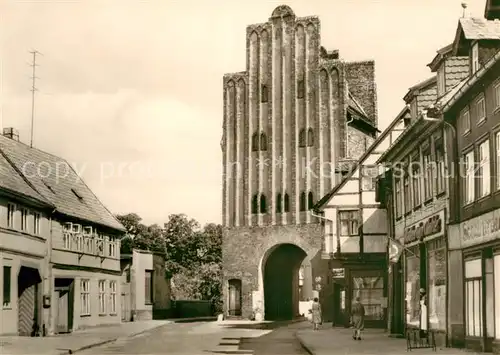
57 289 69 333
228 279 242 316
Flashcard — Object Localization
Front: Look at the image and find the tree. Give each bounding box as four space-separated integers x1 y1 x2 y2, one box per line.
116 212 223 315
164 214 201 273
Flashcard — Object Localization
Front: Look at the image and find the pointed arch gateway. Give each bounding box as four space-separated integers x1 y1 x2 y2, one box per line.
262 243 307 320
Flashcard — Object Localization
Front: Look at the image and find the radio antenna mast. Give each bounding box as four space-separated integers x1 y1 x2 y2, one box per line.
29 50 42 148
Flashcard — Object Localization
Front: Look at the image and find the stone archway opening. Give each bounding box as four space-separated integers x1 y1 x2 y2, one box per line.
263 243 307 321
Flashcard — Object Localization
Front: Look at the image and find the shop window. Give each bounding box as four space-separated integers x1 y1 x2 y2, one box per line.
428 238 446 330
352 275 384 321
465 258 482 337
405 246 420 327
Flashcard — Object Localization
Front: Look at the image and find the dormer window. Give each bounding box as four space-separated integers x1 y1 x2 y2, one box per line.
72 188 83 200
472 42 479 73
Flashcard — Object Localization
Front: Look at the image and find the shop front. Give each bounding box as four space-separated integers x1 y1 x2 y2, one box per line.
400 209 447 347
454 208 500 353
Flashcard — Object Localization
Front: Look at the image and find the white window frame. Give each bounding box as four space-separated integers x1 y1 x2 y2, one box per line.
462 108 471 135
98 280 106 314
7 203 15 229
96 234 104 256
479 140 491 197
63 222 72 249
83 226 93 254
80 279 90 316
20 208 28 232
108 236 116 258
477 96 486 124
72 224 83 252
109 281 117 314
464 151 475 204
472 42 479 73
33 212 40 235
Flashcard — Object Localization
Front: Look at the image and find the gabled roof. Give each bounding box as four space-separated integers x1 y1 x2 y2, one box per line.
0 135 125 232
427 43 453 72
403 76 437 103
453 17 500 55
313 105 410 211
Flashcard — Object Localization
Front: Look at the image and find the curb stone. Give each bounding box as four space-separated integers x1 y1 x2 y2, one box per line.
294 332 314 355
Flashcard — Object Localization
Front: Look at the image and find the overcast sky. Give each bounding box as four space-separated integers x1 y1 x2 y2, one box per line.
0 0 485 226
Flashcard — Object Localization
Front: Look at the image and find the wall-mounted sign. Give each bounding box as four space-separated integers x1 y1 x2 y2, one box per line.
332 268 345 278
403 211 444 245
461 208 500 248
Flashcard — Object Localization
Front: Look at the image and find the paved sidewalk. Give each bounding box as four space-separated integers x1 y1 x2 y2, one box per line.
0 320 170 355
295 324 488 355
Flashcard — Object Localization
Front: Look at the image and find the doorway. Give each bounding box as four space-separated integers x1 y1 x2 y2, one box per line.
17 266 41 336
228 279 242 317
263 243 307 320
54 278 74 334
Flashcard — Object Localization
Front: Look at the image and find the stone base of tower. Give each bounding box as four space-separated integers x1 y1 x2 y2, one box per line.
222 223 333 321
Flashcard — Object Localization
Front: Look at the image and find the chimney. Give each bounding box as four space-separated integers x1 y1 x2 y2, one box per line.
3 127 19 141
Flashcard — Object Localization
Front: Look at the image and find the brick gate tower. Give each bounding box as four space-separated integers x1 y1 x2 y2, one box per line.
221 5 378 321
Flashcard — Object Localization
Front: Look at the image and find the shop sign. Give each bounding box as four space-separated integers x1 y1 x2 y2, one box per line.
332 268 345 278
403 211 443 245
461 208 500 248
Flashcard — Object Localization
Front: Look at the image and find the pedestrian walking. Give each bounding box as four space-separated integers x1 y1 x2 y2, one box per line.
310 297 322 331
350 296 365 340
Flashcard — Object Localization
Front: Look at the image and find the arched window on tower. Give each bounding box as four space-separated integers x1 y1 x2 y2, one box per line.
260 194 267 214
251 132 259 152
284 193 290 212
307 128 314 147
299 129 306 147
276 193 282 213
261 84 268 103
260 132 267 151
308 191 314 210
251 194 259 214
299 192 306 211
297 79 305 99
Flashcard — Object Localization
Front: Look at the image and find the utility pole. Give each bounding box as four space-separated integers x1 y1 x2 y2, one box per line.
29 50 42 148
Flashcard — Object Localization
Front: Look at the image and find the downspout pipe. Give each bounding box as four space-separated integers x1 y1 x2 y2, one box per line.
44 207 57 336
